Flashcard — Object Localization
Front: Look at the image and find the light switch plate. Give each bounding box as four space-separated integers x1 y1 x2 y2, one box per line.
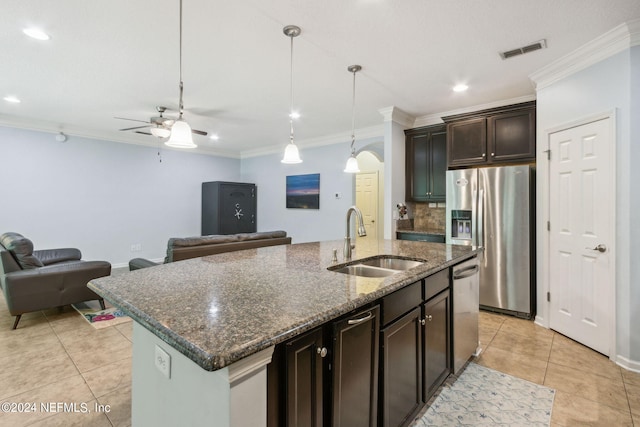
155 345 171 379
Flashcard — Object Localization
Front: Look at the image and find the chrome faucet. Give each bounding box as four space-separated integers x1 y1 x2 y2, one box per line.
344 206 367 260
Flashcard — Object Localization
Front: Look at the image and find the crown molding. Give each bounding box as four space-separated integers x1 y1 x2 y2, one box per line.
240 124 384 159
412 94 537 128
378 106 415 127
0 117 242 158
530 19 640 90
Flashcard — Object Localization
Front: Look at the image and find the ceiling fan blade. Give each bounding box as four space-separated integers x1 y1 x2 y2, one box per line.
114 117 149 124
119 125 151 131
134 131 152 136
191 129 208 136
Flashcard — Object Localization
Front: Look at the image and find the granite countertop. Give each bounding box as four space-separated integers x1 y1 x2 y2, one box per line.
89 239 480 372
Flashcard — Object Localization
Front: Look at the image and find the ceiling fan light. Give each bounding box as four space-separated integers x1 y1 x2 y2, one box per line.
344 154 360 173
150 126 171 138
165 119 197 148
281 142 302 164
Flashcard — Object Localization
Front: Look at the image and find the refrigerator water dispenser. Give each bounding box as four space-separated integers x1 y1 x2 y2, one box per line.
450 210 472 240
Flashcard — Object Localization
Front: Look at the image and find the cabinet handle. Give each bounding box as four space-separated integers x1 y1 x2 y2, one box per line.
427 315 433 322
420 319 426 326
348 311 372 325
317 347 328 358
482 153 486 158
491 152 495 157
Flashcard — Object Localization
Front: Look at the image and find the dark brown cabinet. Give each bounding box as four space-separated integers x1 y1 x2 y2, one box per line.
405 124 447 202
422 289 450 401
269 307 380 427
381 307 422 427
332 306 380 427
487 108 535 162
268 265 460 427
285 327 324 427
444 101 536 168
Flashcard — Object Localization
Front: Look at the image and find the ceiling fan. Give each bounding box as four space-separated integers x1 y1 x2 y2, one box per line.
115 106 207 138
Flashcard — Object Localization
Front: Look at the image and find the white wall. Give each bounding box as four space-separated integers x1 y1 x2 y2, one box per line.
240 137 381 243
535 48 639 366
0 127 240 267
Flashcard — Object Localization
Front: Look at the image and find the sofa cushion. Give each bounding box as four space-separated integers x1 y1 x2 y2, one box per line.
237 230 287 241
0 232 44 270
169 234 240 248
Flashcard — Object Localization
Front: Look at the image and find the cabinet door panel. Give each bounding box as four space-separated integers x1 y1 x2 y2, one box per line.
488 109 535 162
447 118 487 167
286 328 323 427
423 290 450 401
381 307 422 427
407 134 429 201
429 130 447 201
333 306 380 427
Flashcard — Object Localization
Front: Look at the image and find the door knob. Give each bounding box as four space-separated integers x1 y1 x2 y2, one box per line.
317 347 328 358
586 244 607 253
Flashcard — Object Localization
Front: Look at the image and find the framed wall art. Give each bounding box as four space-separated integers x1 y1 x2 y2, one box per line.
286 173 320 209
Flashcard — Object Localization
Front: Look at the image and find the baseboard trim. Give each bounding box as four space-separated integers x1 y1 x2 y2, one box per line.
616 355 640 373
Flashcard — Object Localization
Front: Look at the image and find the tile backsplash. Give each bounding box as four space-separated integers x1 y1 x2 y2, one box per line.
404 202 446 232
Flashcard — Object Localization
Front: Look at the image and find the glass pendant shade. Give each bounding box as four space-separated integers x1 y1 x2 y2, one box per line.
165 120 196 148
150 126 171 138
344 154 360 173
281 142 302 164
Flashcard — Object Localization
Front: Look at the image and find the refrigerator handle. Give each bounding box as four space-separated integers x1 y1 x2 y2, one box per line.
477 188 484 248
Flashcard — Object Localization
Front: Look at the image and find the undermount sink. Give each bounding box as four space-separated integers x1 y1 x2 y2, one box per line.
330 264 398 278
328 256 424 278
359 257 423 271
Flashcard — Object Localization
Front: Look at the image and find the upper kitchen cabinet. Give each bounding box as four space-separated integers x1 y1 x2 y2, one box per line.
405 124 447 202
443 101 536 168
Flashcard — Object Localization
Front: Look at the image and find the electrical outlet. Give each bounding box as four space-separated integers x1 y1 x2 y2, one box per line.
130 243 142 252
334 192 342 199
155 345 171 379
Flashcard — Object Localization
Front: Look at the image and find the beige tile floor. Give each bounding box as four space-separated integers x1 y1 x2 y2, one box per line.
1 292 638 426
475 311 640 426
0 292 132 427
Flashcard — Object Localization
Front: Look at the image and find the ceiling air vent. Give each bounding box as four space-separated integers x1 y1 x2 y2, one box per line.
499 39 547 60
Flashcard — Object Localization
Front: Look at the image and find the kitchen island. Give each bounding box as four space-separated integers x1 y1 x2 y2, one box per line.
89 239 480 427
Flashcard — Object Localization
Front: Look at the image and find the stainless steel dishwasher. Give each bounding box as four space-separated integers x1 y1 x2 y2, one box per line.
452 255 480 375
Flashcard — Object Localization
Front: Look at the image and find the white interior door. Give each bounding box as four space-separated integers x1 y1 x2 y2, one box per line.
356 172 378 240
548 117 614 355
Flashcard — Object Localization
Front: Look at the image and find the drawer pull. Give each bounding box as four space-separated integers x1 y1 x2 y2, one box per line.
348 311 373 325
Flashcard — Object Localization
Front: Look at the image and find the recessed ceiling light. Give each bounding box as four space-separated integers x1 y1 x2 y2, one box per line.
3 96 21 103
209 134 219 141
453 84 469 93
23 27 50 41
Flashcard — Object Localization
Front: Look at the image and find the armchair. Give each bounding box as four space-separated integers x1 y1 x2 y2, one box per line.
0 232 111 329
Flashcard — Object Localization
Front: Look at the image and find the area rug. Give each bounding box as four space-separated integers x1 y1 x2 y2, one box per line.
414 363 555 426
72 300 131 329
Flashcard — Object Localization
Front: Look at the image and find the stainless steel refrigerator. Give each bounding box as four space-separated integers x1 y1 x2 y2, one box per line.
445 165 535 318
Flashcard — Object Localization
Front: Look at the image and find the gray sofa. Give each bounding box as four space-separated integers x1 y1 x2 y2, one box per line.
129 230 292 270
0 232 112 329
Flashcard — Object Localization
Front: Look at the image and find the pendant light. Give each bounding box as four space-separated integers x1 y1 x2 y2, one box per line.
281 25 302 164
344 65 362 173
166 0 197 149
